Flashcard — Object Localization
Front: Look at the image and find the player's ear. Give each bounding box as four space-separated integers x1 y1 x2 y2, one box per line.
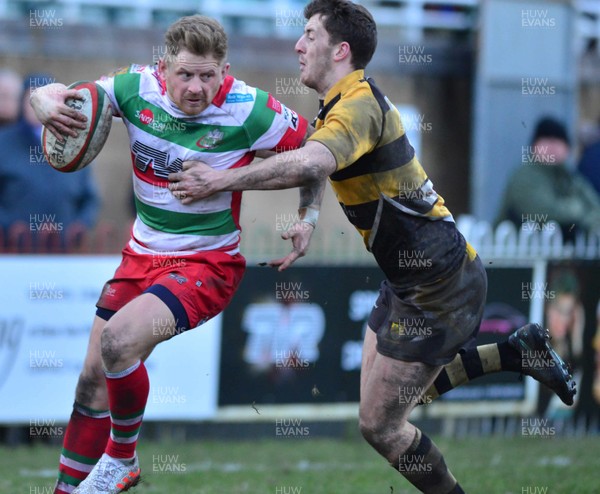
333 41 351 63
157 58 168 77
221 62 230 78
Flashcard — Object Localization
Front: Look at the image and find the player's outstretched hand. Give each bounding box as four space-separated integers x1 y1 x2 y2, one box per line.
269 220 315 271
168 160 222 204
29 83 87 141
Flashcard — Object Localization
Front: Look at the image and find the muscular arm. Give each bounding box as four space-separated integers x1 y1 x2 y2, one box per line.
216 140 336 193
167 133 334 270
293 126 320 210
170 140 336 204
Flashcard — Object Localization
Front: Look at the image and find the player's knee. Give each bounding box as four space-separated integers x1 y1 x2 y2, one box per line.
359 417 376 446
359 411 411 454
100 322 127 369
359 411 387 447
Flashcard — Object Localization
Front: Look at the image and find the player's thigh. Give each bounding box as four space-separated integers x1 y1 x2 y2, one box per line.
102 292 175 362
360 353 442 428
360 326 378 400
362 281 390 400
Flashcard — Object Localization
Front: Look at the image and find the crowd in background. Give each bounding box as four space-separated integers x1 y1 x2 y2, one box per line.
0 68 99 252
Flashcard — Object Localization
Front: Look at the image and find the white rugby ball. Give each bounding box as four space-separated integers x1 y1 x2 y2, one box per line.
42 81 113 172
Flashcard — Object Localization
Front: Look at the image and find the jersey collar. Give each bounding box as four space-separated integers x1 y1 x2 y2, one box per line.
211 75 235 108
322 69 365 107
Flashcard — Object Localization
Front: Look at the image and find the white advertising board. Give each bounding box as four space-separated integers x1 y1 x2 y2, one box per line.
0 256 220 423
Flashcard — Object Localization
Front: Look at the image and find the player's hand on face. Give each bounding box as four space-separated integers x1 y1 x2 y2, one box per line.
168 160 221 204
30 84 87 141
269 220 315 272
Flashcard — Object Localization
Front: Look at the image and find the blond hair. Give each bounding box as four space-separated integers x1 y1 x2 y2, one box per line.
164 15 228 63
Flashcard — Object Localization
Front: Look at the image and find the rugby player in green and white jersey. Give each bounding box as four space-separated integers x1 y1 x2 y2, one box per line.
31 15 322 494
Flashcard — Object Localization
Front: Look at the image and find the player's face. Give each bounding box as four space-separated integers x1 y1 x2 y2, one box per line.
295 15 334 94
159 49 229 115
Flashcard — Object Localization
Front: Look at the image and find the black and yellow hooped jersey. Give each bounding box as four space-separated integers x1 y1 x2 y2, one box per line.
309 69 474 289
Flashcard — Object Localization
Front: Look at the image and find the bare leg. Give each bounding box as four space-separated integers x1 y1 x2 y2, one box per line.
100 292 176 373
359 327 463 493
75 316 110 408
55 316 111 493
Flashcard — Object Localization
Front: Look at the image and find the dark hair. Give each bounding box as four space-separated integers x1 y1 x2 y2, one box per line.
532 116 570 147
549 270 580 298
305 0 377 69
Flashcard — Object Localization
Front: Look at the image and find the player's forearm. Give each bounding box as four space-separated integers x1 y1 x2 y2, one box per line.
219 142 335 192
299 178 326 210
220 151 319 191
170 142 335 204
296 179 326 228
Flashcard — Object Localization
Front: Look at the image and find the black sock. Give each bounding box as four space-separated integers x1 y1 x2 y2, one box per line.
496 340 522 372
397 428 463 494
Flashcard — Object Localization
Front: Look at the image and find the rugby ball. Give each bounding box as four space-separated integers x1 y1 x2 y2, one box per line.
42 81 113 172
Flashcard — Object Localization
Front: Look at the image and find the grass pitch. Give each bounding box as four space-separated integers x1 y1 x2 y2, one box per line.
2 429 598 494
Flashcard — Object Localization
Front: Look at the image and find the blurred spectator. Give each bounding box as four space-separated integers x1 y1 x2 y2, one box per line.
496 116 600 240
0 73 100 251
546 270 584 368
542 269 585 418
0 68 22 127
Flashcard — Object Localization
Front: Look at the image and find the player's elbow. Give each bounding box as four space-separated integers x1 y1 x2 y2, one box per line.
302 161 329 184
302 153 335 183
301 144 336 183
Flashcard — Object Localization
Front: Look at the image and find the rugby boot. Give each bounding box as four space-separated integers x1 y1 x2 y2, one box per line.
72 453 140 493
508 323 576 406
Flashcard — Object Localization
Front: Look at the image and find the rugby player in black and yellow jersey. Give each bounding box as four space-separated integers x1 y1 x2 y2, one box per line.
169 1 576 492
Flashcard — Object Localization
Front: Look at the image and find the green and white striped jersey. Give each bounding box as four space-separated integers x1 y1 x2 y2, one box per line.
97 64 307 256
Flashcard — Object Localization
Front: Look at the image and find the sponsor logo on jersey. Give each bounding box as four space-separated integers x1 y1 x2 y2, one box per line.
196 129 225 149
135 109 186 133
132 140 183 178
282 105 299 130
226 93 254 103
266 94 282 114
138 108 154 125
101 283 117 298
168 273 188 285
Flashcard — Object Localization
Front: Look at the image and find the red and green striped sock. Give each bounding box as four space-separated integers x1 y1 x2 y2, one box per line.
105 360 149 459
55 403 110 493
